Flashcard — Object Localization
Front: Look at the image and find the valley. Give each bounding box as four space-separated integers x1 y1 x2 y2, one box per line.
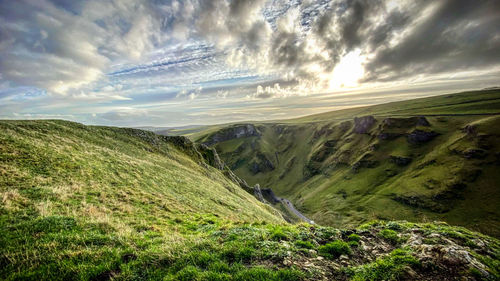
193 89 500 238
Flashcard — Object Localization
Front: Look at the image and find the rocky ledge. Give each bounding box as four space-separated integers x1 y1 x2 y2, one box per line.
203 124 261 146
163 219 499 281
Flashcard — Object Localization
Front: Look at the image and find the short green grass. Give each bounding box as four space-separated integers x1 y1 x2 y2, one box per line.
347 248 420 281
0 120 284 280
318 240 351 259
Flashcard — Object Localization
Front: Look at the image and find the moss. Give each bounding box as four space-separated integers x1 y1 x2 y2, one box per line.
174 266 201 281
468 267 482 279
270 227 289 241
295 240 314 249
347 249 420 281
348 241 359 248
233 267 304 281
378 229 400 244
318 240 351 259
348 233 361 242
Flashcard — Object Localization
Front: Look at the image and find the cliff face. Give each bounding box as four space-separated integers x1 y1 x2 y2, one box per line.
202 124 261 146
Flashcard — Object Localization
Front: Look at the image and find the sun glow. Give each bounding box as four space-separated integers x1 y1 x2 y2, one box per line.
328 49 365 89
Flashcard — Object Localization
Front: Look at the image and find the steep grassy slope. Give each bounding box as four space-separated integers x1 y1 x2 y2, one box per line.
195 89 500 237
0 120 283 280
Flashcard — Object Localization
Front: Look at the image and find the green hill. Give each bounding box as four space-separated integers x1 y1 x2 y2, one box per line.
0 120 283 279
1 117 499 280
195 89 500 238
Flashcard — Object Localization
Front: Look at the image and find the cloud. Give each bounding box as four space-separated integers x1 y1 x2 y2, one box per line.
363 0 500 82
0 0 164 94
250 83 300 99
1 0 500 127
176 86 202 100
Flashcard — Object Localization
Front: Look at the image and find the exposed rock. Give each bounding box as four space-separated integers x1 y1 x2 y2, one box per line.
313 125 334 139
249 152 275 174
352 154 379 172
393 194 450 213
378 132 401 140
386 169 397 177
260 188 280 204
352 160 379 172
462 125 477 137
223 168 251 193
416 116 431 126
253 184 265 202
462 148 487 159
197 144 224 170
390 155 412 166
407 129 439 144
338 121 352 132
353 116 376 134
203 124 260 145
417 159 437 169
381 116 430 128
310 142 337 163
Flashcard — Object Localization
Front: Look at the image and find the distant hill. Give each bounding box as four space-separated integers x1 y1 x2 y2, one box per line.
135 124 209 136
195 89 500 238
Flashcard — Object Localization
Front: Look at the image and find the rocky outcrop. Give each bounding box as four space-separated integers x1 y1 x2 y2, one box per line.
378 132 402 140
197 144 225 170
260 188 280 204
353 116 376 134
352 153 379 172
462 148 488 159
249 152 275 174
381 116 430 129
253 184 266 202
265 221 499 281
462 124 477 137
393 194 450 213
407 129 439 144
203 124 261 146
390 155 412 166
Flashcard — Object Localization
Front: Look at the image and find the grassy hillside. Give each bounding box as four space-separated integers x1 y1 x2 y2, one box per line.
195 89 500 237
1 120 499 280
0 120 284 280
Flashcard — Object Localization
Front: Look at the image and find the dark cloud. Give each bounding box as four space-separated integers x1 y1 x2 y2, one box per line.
363 0 500 81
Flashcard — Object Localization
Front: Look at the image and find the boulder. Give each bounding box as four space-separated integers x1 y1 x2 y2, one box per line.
407 129 439 144
353 116 376 134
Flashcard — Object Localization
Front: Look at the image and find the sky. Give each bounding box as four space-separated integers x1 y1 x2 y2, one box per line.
0 0 499 127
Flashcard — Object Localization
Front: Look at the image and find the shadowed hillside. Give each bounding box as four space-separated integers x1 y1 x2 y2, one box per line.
195 89 500 237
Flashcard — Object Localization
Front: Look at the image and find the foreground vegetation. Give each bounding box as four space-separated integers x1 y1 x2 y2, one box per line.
194 89 500 237
2 209 499 280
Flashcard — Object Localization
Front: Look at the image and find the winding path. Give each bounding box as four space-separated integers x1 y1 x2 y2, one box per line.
254 185 314 224
277 197 315 224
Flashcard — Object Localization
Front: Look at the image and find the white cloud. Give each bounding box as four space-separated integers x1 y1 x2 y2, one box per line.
250 83 300 99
